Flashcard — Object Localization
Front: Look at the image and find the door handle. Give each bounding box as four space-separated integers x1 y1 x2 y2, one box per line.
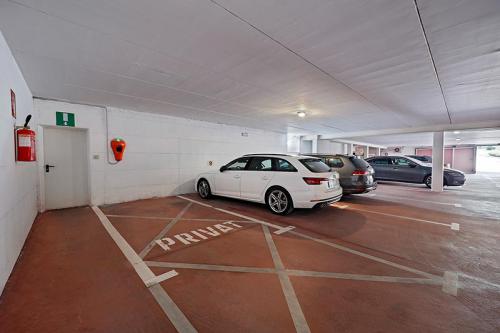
262 176 270 180
233 175 241 179
45 164 55 173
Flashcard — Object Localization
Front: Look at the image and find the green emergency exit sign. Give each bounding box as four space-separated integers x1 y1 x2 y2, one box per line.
56 112 75 127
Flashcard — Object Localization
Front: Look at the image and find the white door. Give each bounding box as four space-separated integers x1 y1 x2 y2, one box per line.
44 127 89 210
240 157 274 200
214 157 249 197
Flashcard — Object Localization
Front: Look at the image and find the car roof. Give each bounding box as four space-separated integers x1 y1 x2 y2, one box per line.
243 153 295 157
367 155 425 165
302 153 349 157
242 154 321 160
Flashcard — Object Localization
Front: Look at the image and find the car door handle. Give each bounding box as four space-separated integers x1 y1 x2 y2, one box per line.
233 175 241 179
45 164 55 173
262 176 270 180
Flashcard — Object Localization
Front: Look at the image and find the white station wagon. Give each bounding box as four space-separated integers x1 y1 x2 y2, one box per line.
195 154 342 215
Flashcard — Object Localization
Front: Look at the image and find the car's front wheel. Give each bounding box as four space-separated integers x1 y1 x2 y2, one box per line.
197 179 212 199
266 187 294 215
424 175 432 188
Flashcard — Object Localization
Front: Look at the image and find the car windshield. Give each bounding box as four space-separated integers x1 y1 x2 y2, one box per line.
299 158 331 173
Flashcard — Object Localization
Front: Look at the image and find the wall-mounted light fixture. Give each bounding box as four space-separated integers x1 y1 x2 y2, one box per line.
297 111 306 118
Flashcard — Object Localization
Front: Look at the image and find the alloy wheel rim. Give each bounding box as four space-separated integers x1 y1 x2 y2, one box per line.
199 181 209 197
426 176 432 186
269 190 288 213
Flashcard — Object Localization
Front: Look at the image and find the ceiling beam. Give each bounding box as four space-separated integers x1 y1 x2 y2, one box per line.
319 120 500 140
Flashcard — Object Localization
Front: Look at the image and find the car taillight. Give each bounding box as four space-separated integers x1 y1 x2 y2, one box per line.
352 170 369 175
303 177 329 185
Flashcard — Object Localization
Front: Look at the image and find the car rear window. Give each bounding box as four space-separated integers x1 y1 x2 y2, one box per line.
349 157 371 169
299 158 331 173
324 157 344 168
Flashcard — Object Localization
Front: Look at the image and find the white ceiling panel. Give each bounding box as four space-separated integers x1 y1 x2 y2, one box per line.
350 128 500 147
0 0 499 136
418 0 500 122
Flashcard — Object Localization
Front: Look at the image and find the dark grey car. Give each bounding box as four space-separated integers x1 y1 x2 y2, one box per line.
306 154 377 194
365 156 466 188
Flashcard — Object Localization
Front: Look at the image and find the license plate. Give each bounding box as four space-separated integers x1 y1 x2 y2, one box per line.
367 175 373 184
328 179 334 188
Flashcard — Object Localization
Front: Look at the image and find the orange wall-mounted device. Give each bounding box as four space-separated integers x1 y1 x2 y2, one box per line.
110 138 126 162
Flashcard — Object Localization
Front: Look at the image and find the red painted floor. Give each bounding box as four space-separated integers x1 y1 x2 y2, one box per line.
1 174 499 332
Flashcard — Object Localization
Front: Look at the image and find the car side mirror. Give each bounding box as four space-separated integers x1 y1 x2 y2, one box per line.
219 165 227 172
409 163 417 168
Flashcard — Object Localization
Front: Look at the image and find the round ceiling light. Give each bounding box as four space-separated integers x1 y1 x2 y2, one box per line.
297 111 306 118
453 130 460 134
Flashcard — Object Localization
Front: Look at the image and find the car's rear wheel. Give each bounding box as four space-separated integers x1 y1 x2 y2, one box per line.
197 179 212 199
266 187 294 215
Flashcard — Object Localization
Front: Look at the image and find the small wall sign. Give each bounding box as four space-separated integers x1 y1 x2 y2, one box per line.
10 89 16 119
56 112 75 127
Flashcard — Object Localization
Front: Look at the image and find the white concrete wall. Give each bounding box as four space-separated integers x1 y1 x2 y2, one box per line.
0 32 37 293
317 140 345 154
381 146 416 156
36 99 286 206
287 134 300 154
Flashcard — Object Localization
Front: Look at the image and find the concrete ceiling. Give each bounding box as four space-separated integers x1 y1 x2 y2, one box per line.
0 0 499 135
348 128 500 147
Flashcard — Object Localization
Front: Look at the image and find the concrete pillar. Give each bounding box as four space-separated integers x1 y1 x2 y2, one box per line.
366 145 369 158
431 131 444 192
312 136 318 153
377 147 381 156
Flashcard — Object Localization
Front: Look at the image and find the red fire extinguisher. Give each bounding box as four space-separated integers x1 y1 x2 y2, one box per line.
16 115 36 162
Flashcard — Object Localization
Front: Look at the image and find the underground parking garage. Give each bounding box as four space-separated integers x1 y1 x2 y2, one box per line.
1 1 500 332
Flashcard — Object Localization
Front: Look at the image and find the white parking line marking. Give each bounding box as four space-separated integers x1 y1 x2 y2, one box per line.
286 270 441 285
92 206 156 283
346 207 459 231
146 261 276 274
177 195 213 207
458 273 500 290
288 230 440 280
333 204 349 209
263 226 311 333
106 214 173 220
145 270 179 287
176 196 447 291
451 223 460 231
274 226 295 235
139 202 193 258
149 285 198 333
364 193 462 207
145 261 443 287
177 196 290 231
92 206 197 332
442 271 459 296
107 214 248 223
